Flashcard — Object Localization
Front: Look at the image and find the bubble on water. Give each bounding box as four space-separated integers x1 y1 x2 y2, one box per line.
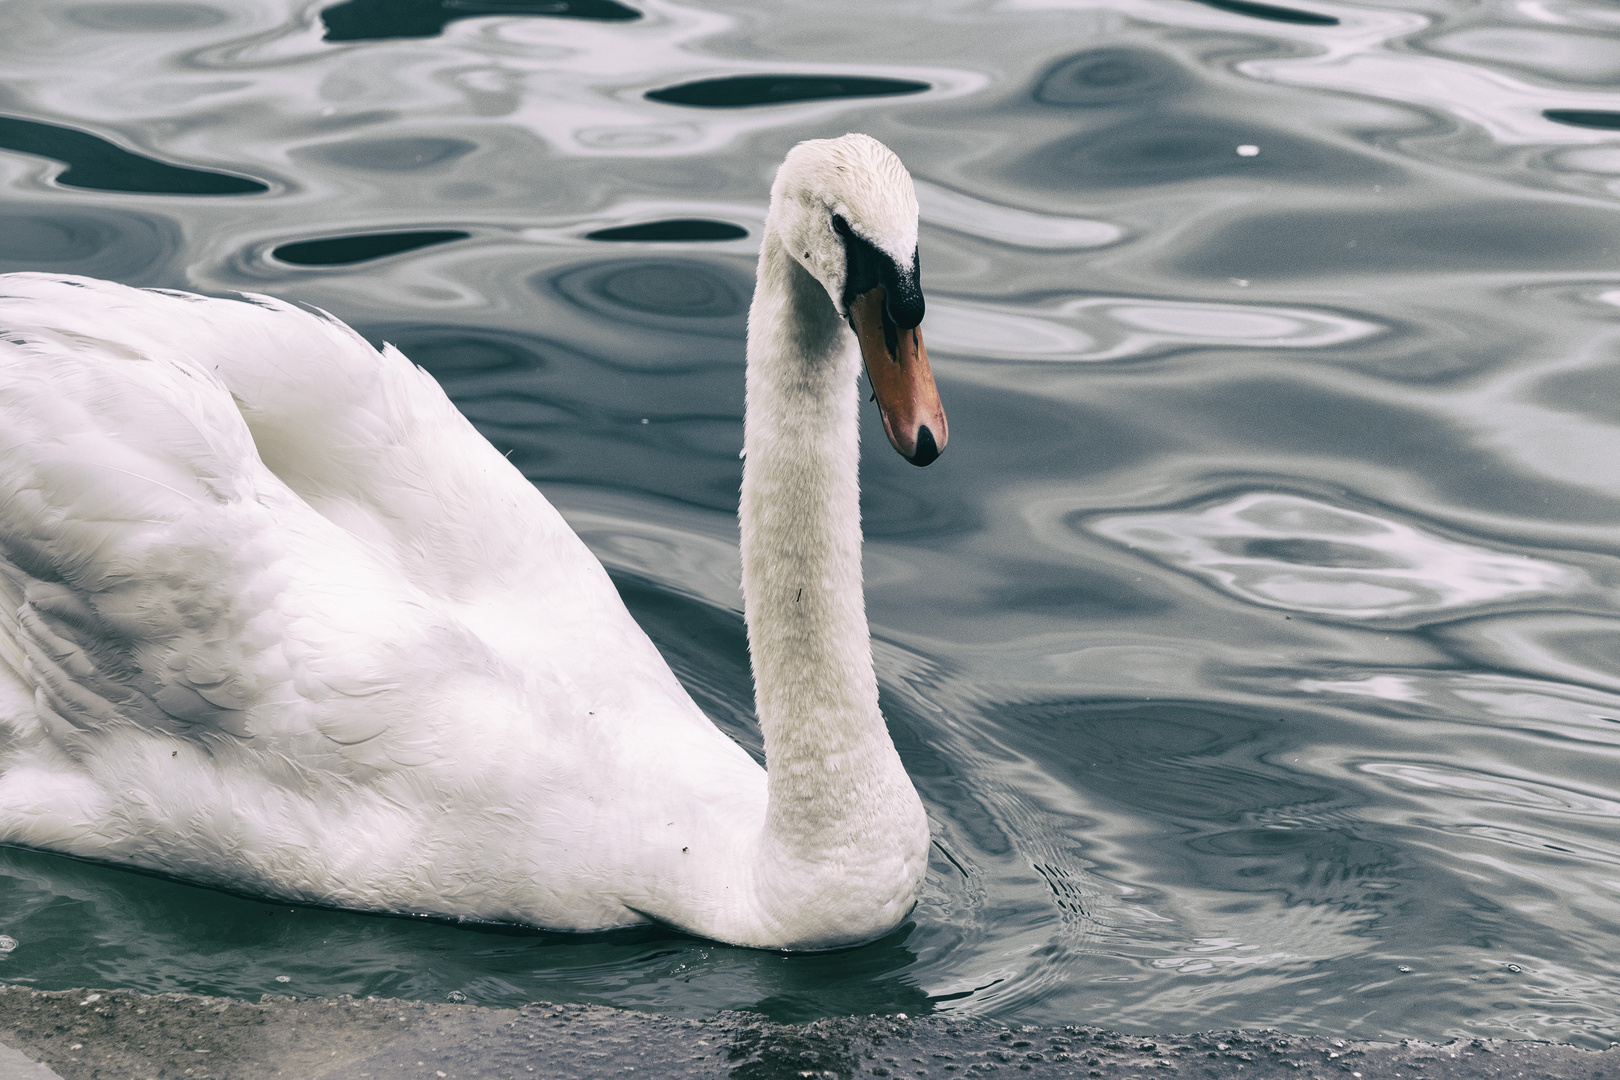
0 935 16 952
446 990 468 1003
274 975 291 983
1237 144 1260 156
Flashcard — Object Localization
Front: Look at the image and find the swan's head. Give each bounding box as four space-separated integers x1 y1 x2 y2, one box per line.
768 133 948 467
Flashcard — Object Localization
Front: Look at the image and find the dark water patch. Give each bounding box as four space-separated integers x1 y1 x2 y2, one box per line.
1000 700 1331 823
0 209 177 281
1190 0 1339 24
272 230 468 266
0 117 267 195
367 324 745 508
1543 109 1620 131
300 136 476 172
858 467 981 543
62 2 227 30
990 562 1173 618
321 0 639 41
909 378 1164 489
1015 115 1401 189
585 219 748 242
1187 826 1407 904
367 325 556 377
0 846 756 1010
646 75 930 108
543 257 751 336
1177 201 1620 279
1236 538 1409 570
453 395 575 428
1033 47 1192 107
1533 361 1620 418
728 948 936 1030
1152 378 1620 527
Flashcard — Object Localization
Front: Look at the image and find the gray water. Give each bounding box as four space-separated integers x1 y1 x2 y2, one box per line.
4 0 1620 1050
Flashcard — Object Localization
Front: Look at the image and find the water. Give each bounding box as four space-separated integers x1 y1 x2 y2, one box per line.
3 0 1620 1050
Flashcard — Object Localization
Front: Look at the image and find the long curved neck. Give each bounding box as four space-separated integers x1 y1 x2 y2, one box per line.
738 230 926 942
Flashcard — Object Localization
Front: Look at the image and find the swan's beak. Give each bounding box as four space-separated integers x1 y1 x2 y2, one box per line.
851 285 948 467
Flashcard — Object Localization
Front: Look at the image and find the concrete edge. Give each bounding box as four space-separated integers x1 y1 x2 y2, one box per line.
3 983 1618 1079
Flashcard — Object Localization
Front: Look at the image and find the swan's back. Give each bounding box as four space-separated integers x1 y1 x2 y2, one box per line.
0 274 762 928
1 274 577 602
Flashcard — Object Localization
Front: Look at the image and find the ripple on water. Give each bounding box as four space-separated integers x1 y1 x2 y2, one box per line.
584 219 747 242
319 0 641 42
296 136 478 173
541 257 751 336
646 75 931 109
1090 493 1581 622
0 116 267 195
0 209 179 281
1013 115 1403 191
60 2 228 32
8 0 1620 1047
1031 47 1195 107
272 231 470 266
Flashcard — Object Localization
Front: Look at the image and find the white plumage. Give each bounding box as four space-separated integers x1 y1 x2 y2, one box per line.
0 133 941 949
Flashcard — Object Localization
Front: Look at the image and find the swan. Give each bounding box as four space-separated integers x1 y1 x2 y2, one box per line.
0 133 947 950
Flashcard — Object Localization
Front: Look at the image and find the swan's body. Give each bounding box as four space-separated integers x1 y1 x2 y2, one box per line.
0 134 946 949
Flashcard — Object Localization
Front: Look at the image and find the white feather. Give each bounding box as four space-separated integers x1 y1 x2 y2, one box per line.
0 134 928 949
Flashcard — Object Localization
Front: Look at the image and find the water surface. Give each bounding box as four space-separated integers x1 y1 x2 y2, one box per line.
5 0 1620 1049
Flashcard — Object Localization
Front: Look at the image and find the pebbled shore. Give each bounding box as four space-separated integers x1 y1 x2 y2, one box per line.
2 984 1617 1080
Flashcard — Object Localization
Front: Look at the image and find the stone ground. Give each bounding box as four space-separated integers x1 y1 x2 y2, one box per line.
2 984 1618 1080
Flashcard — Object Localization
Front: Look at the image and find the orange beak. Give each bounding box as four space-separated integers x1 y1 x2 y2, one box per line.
850 285 947 466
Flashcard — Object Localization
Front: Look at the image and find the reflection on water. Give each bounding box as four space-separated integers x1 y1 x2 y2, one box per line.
0 116 267 195
1193 0 1339 26
320 0 642 42
5 0 1620 1051
646 75 933 108
584 218 747 241
273 230 470 265
1091 493 1580 619
1546 111 1620 132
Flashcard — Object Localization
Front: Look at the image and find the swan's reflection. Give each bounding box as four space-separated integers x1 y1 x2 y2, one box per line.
1091 492 1578 618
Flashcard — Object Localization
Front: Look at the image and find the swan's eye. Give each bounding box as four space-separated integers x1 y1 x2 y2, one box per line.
833 213 885 316
830 213 925 329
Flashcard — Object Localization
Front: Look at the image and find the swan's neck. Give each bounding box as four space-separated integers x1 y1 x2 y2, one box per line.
737 231 927 942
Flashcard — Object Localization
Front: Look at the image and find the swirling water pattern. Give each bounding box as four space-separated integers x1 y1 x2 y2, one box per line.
3 0 1620 1048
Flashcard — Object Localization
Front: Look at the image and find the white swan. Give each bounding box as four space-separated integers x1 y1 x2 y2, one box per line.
0 133 947 950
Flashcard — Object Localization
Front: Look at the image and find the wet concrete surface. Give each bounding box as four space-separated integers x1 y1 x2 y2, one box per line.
2 984 1618 1079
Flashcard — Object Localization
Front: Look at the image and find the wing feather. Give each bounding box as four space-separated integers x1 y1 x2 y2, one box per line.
0 296 521 775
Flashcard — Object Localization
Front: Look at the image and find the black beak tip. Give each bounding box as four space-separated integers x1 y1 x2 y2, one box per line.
906 425 941 467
